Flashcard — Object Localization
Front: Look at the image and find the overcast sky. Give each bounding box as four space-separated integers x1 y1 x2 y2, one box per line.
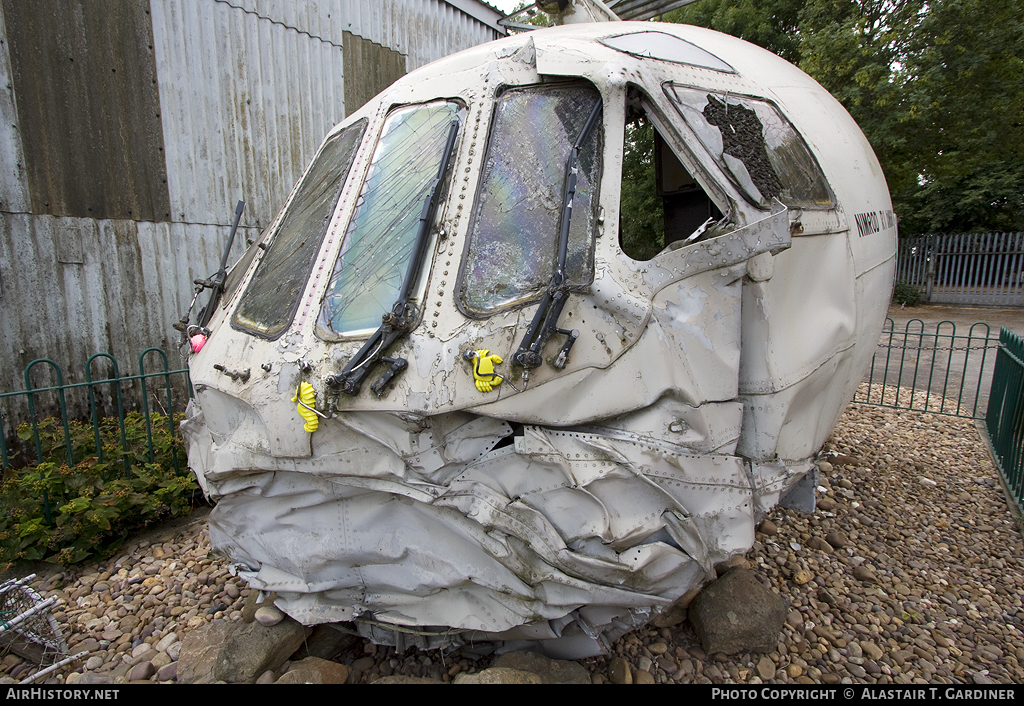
488 0 522 14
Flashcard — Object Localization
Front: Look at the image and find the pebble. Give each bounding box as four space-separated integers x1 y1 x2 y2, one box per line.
5 399 1022 686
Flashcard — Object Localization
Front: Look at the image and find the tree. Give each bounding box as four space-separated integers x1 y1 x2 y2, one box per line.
893 0 1024 233
664 0 805 64
660 0 1024 235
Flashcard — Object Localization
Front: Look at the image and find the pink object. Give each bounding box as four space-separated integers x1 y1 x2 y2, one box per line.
190 334 207 353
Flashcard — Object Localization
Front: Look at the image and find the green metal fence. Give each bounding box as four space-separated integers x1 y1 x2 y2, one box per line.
985 328 1024 513
854 318 1001 419
0 349 190 476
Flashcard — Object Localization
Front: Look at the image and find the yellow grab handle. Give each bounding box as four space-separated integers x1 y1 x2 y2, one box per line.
291 382 319 433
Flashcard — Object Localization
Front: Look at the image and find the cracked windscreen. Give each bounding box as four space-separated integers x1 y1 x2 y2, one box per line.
233 120 366 339
665 85 833 209
316 101 464 339
458 82 602 315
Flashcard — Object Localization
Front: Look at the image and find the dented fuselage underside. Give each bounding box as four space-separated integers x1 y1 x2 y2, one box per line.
182 22 896 658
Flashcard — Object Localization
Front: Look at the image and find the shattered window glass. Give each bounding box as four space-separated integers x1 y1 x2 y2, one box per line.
459 82 602 315
665 85 833 209
601 32 735 73
233 120 366 339
315 101 463 339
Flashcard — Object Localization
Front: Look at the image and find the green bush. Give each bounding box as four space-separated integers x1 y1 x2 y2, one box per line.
892 281 924 307
0 412 199 570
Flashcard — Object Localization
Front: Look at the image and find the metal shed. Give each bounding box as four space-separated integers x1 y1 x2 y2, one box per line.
0 0 502 408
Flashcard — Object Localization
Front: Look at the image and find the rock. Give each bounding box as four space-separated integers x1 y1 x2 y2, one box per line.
213 616 310 683
130 644 158 665
373 675 444 684
808 536 833 553
176 620 237 684
919 477 938 487
634 669 655 684
759 519 778 536
817 497 837 511
276 657 350 684
155 659 178 684
824 530 847 549
454 668 542 684
715 555 751 576
254 605 284 626
817 461 833 474
793 570 814 585
154 632 179 653
688 568 787 654
756 655 776 680
70 673 113 685
852 565 877 583
860 641 884 661
241 589 260 623
491 651 590 684
608 656 632 684
128 661 156 681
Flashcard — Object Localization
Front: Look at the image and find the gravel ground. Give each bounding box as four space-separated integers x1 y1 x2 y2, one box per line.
2 394 1022 685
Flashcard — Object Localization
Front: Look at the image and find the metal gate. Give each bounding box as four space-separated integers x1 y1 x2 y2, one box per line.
898 232 1024 306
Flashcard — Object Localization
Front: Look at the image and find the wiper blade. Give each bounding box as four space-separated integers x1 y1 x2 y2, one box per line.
330 120 460 397
512 100 602 374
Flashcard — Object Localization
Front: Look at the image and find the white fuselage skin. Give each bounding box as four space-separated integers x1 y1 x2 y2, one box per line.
182 23 895 657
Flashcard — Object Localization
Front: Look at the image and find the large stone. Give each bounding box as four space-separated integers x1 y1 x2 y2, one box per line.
176 620 238 684
608 656 632 684
275 657 350 684
213 616 310 683
373 675 444 684
453 668 543 684
491 651 590 684
687 568 786 654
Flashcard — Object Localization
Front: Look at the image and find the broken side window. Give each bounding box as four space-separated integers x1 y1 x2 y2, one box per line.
619 90 723 261
315 101 464 339
458 82 602 316
233 120 367 339
665 85 834 210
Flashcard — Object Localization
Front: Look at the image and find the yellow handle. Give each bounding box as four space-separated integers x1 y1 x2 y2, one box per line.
291 382 319 433
471 349 503 393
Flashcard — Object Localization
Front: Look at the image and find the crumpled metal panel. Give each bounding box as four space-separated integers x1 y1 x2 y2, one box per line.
183 21 897 658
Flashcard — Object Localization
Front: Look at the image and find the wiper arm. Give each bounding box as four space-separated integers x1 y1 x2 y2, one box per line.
328 120 460 397
512 100 602 375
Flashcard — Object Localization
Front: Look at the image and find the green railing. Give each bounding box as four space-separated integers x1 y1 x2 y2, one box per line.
854 318 1001 419
0 348 190 478
985 328 1024 514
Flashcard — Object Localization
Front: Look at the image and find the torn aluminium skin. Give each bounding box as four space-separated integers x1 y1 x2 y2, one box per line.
181 22 896 659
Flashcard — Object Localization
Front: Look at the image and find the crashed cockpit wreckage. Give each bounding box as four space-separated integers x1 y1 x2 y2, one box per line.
179 0 897 659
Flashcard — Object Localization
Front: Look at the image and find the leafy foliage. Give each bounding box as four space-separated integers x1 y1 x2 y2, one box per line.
891 281 923 307
662 0 1024 235
619 118 665 260
0 413 199 569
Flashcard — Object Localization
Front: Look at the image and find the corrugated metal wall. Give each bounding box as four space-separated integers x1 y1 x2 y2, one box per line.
0 0 500 410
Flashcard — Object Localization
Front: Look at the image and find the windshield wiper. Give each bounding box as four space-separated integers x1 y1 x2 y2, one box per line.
328 120 460 397
512 100 602 381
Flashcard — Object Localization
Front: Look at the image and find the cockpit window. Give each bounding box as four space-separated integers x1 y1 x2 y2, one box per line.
601 32 735 73
665 85 834 209
233 120 366 339
458 82 602 315
316 101 464 339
